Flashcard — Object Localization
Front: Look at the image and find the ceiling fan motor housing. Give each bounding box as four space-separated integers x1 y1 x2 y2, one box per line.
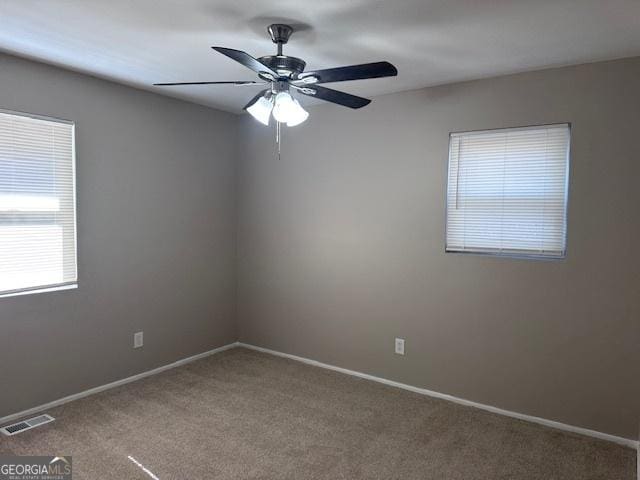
258 55 306 78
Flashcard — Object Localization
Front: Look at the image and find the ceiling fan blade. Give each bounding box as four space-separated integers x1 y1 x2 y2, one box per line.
212 47 279 78
296 85 371 109
297 61 397 84
243 89 270 110
153 81 264 86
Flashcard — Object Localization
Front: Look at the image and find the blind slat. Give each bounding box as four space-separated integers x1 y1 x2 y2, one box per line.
446 124 570 258
0 111 77 294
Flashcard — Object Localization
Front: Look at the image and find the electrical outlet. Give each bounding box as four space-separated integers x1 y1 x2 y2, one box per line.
395 337 405 355
133 331 143 349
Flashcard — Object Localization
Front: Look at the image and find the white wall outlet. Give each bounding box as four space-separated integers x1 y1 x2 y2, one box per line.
133 331 143 349
395 337 405 355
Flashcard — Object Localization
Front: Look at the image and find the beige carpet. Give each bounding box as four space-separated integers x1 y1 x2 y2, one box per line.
1 347 635 479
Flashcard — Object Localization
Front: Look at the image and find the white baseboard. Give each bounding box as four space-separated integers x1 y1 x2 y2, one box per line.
0 342 240 426
238 342 639 450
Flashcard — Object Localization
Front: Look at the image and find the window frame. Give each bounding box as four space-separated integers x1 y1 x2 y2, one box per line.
0 108 78 298
444 122 572 261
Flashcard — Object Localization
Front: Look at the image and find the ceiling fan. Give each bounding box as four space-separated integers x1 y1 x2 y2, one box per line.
154 24 398 127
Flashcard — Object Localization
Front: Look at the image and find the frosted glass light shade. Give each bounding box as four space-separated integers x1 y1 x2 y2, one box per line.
247 96 273 126
272 92 308 126
285 99 309 127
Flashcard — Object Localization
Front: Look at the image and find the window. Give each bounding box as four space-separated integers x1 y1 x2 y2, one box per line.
0 110 77 296
446 124 570 259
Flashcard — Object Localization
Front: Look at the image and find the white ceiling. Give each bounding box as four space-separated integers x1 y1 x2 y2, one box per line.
1 0 640 113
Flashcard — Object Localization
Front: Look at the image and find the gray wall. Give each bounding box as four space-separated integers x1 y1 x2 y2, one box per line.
237 57 640 440
0 53 238 417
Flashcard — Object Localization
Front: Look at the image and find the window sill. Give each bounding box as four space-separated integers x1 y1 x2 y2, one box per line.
0 283 78 299
445 249 566 262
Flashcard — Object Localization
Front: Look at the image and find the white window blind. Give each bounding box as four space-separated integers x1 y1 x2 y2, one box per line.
0 110 77 296
446 124 570 258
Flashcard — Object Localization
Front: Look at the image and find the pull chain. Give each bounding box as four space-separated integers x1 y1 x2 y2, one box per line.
276 121 282 160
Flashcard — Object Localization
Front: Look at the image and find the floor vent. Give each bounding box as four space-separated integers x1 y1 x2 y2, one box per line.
1 414 55 436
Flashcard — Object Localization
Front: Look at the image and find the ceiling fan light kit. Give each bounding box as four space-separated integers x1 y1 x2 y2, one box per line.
153 23 398 128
